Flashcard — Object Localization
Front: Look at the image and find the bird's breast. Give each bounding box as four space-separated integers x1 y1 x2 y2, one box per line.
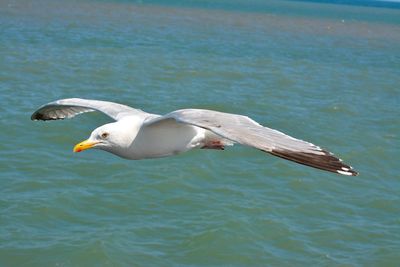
123 121 205 159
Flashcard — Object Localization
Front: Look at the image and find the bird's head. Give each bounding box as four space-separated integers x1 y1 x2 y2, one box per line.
73 122 127 154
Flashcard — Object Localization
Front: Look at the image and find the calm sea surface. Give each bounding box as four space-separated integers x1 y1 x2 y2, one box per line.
1 0 400 266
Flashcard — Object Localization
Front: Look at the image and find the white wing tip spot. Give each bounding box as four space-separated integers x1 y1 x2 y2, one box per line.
337 170 353 176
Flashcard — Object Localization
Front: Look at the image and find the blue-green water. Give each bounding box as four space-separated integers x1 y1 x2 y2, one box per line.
1 0 400 266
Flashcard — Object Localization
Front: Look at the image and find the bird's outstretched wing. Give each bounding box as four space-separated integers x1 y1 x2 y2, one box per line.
144 109 358 176
31 98 146 121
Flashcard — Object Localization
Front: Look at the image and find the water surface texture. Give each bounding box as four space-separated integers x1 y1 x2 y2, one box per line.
1 0 400 266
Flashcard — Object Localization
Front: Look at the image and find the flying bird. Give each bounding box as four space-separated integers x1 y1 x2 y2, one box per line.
31 98 358 176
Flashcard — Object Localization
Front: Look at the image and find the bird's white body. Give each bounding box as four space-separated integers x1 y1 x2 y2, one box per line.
102 116 203 159
31 98 358 176
87 115 229 160
128 119 203 159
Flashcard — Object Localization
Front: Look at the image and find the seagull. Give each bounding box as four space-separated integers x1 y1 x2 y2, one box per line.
31 98 358 176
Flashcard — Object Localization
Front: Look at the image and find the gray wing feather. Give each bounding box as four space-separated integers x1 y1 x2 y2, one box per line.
144 109 358 176
31 98 146 121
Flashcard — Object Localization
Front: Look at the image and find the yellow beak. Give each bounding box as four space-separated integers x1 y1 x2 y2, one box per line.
73 140 98 153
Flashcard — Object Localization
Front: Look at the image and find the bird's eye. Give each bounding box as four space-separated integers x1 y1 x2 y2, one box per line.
101 132 109 139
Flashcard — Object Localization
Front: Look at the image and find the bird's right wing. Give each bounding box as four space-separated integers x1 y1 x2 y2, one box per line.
144 109 358 176
31 98 147 121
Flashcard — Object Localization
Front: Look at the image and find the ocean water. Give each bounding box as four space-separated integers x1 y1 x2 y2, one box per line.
1 0 400 266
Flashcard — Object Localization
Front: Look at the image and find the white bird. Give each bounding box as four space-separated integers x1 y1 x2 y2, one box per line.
31 98 358 176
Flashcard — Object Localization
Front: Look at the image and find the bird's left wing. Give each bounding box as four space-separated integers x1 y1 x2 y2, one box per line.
144 109 358 176
31 98 146 121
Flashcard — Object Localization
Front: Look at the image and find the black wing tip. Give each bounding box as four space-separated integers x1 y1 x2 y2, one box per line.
31 111 64 121
31 112 43 121
268 149 358 176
